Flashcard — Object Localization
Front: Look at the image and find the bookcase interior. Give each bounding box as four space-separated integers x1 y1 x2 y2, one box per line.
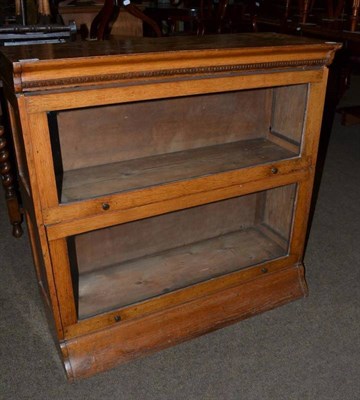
70 184 297 319
49 84 307 203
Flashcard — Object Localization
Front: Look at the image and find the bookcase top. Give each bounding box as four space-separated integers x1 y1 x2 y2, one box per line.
0 33 341 94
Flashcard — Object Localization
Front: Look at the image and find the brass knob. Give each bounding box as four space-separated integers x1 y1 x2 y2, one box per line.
271 167 278 174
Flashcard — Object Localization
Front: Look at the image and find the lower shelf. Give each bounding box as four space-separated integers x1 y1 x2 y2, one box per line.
78 226 286 319
63 264 308 380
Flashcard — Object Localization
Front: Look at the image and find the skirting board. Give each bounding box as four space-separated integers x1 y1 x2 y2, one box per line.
61 263 308 380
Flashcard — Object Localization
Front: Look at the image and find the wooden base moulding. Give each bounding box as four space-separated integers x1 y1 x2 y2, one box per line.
61 264 307 380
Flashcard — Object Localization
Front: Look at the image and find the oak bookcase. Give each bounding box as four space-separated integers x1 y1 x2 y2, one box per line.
0 33 340 379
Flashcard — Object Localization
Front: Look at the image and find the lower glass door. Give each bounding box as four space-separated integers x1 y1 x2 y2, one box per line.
68 184 297 319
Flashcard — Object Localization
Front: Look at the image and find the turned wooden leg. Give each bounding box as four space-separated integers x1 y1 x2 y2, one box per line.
284 0 291 22
350 0 360 32
299 0 311 24
0 124 23 238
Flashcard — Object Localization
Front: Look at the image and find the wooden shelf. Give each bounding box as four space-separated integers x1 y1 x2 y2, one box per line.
78 226 286 319
61 138 296 202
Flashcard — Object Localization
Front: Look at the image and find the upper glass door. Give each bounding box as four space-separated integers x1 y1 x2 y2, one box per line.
48 84 308 204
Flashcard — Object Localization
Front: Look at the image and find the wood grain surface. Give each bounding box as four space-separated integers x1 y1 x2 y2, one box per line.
0 34 340 379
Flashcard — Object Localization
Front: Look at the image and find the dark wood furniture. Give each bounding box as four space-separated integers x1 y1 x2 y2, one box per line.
256 0 359 31
0 34 340 379
59 2 104 39
144 0 230 36
0 100 22 237
254 1 360 125
299 0 360 30
144 3 203 36
0 0 78 238
90 0 161 39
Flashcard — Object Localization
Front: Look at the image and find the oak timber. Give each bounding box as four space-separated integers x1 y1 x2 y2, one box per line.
61 139 296 202
0 34 340 380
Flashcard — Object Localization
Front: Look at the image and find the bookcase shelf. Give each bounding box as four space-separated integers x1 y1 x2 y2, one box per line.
61 138 296 202
78 226 286 318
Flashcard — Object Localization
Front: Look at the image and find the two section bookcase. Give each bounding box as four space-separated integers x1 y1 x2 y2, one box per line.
0 33 340 379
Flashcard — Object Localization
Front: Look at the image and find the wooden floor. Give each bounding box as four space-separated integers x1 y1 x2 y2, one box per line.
61 138 296 203
78 225 287 319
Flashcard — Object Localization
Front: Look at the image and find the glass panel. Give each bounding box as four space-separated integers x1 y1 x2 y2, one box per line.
270 84 308 149
68 184 297 319
48 86 307 204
